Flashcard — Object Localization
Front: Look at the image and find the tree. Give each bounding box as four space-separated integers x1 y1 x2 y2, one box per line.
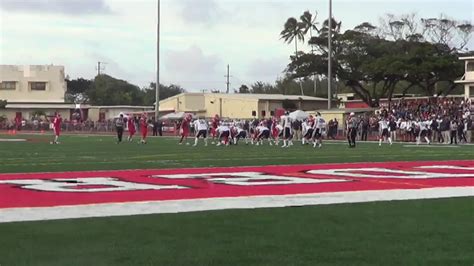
251 81 279 94
146 83 186 104
300 11 319 45
66 78 92 103
280 17 306 95
300 11 320 94
282 99 297 110
235 84 250 93
0 99 7 109
87 75 145 105
282 13 471 107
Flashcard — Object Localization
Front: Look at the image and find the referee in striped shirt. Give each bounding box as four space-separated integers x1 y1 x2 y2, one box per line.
116 113 125 144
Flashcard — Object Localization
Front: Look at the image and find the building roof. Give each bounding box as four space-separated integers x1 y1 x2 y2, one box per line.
459 56 474 60
159 93 328 103
5 103 81 109
92 105 154 109
4 103 154 109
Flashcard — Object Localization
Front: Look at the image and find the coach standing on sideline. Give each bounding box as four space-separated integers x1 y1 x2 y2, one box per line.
116 113 125 144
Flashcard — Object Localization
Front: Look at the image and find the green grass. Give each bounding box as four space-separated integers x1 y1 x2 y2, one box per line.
0 134 473 265
0 134 472 173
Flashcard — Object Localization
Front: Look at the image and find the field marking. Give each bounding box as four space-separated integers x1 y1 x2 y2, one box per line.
1 153 471 167
403 145 460 148
0 187 471 223
0 139 27 142
0 159 473 175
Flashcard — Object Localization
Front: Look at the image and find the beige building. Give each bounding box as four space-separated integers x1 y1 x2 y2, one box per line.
159 93 328 119
2 103 153 122
455 56 474 99
0 65 66 103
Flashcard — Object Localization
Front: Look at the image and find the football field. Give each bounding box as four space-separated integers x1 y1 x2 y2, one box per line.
0 134 473 265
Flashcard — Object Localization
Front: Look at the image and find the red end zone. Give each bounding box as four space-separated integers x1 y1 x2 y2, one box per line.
0 160 473 223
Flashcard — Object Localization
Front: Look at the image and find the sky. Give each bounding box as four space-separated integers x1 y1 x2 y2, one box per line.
0 0 473 92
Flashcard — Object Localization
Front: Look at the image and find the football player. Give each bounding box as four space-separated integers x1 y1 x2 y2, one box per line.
216 122 231 146
313 113 326 148
378 116 392 146
281 112 293 148
193 118 209 146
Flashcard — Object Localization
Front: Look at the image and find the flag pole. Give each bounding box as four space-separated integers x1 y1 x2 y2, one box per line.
155 0 161 119
327 0 332 110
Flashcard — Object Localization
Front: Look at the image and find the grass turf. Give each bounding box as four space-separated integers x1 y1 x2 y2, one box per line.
0 134 473 265
0 134 472 173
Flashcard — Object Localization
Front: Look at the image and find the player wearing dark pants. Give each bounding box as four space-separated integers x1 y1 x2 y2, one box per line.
347 112 358 148
115 114 125 144
234 129 247 145
347 128 357 147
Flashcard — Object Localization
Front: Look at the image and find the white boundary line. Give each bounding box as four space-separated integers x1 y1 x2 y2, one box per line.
0 187 472 223
0 159 473 175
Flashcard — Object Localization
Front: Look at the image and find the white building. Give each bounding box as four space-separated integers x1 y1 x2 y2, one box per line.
0 65 69 121
455 56 474 100
0 65 66 103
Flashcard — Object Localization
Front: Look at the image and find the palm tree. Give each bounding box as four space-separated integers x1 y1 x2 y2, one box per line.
280 17 305 95
300 11 319 43
300 11 319 95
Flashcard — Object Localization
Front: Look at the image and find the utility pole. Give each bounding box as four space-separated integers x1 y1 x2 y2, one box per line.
96 61 106 76
327 0 332 109
155 0 160 119
225 64 231 93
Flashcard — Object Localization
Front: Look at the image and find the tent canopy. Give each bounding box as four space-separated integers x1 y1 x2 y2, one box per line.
114 113 130 119
159 112 195 120
288 110 309 121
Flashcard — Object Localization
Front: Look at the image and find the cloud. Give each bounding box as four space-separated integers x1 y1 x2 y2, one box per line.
0 0 112 15
176 0 220 24
164 46 224 91
246 57 287 81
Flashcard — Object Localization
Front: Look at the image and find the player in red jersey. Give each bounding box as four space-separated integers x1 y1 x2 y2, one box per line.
139 116 148 144
51 113 62 144
210 114 219 143
179 114 192 145
127 116 136 142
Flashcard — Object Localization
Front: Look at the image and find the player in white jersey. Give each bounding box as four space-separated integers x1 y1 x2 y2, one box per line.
216 123 231 146
233 126 248 145
378 117 392 146
193 118 209 146
312 115 326 148
281 114 293 148
255 125 271 146
273 124 284 146
416 119 431 145
301 119 314 145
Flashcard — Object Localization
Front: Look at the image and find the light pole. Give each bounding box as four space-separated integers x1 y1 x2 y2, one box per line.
155 0 161 119
327 0 332 110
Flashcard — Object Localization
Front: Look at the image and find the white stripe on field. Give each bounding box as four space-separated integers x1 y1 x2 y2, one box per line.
403 145 460 148
0 187 472 223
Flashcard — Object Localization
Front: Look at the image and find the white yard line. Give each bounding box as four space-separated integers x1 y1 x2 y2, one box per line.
0 187 472 223
403 145 461 148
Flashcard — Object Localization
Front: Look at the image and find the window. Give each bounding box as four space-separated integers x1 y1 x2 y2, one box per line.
470 86 474 97
0 81 16 90
467 62 474 72
30 82 46 91
261 110 266 117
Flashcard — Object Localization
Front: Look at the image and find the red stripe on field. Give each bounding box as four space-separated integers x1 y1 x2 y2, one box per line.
0 160 472 209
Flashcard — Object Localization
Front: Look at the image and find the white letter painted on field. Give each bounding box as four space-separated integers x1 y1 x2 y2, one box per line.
152 172 348 186
306 168 474 179
0 178 188 192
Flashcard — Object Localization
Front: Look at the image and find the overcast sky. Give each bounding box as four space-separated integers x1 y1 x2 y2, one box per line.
0 0 473 92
